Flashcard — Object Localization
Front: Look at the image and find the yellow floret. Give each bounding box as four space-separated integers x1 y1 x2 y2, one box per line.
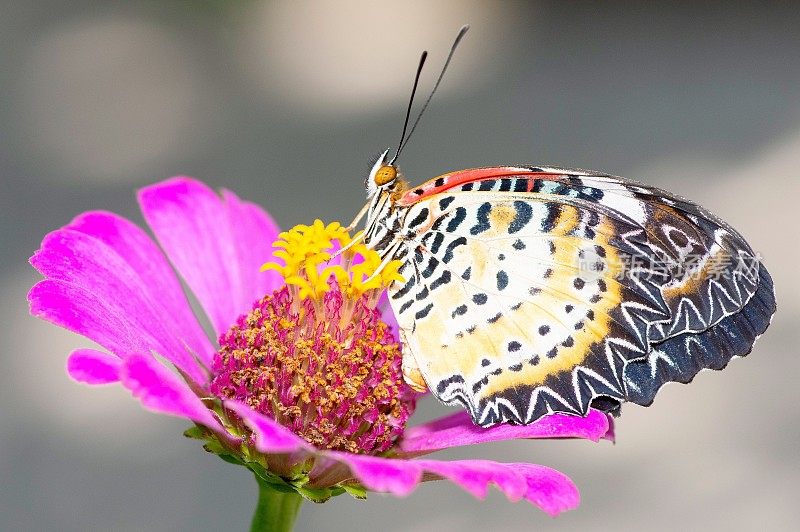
261 219 405 301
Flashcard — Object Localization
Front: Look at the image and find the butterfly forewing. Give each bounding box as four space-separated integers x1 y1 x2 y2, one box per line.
380 167 774 426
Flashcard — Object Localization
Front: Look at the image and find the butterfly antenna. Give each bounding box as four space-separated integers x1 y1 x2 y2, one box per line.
391 50 428 165
391 24 469 164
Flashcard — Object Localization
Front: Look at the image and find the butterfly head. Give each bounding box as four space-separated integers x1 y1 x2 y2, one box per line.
365 148 404 199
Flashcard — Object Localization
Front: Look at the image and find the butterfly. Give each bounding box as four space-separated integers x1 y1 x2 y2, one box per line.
350 26 776 427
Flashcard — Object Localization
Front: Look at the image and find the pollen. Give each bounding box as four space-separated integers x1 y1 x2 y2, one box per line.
211 284 417 454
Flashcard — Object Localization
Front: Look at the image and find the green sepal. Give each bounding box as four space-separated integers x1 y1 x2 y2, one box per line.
340 483 368 500
183 426 207 440
185 424 369 504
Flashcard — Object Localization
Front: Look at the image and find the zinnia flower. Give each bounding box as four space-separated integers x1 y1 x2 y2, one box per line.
28 177 613 530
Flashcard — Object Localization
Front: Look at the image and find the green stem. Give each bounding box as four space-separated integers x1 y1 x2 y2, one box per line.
250 475 303 532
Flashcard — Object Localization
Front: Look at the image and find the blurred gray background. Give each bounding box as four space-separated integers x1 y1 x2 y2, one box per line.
2 1 799 530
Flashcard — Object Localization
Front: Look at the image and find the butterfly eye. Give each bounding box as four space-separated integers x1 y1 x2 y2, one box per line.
374 165 398 186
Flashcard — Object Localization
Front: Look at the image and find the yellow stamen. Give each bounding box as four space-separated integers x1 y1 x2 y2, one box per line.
261 219 405 301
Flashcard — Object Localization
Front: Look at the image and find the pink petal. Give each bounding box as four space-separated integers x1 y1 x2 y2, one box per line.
220 190 283 306
224 401 311 454
398 409 611 455
120 352 225 434
29 280 150 360
415 459 527 501
68 211 215 365
603 415 616 442
138 177 282 337
325 451 423 496
29 215 211 384
66 348 121 384
514 463 580 516
321 452 577 514
420 459 579 515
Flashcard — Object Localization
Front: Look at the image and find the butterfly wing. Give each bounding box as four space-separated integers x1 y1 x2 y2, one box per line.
387 167 775 426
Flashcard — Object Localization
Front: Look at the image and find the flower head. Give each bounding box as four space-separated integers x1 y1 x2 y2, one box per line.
28 177 613 520
212 221 415 455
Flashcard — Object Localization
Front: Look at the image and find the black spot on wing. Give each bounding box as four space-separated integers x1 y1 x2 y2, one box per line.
415 303 434 320
472 377 489 393
461 266 472 280
434 177 445 187
429 232 445 254
430 270 452 290
509 201 533 233
438 196 455 210
408 208 429 230
496 270 509 290
472 293 488 305
442 236 467 263
513 239 526 250
436 375 464 394
421 256 439 278
398 300 413 314
447 207 467 232
478 180 496 191
392 276 415 299
452 305 468 318
470 203 492 235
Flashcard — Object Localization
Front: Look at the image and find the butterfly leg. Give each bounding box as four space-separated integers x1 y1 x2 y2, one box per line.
344 201 371 231
327 230 365 262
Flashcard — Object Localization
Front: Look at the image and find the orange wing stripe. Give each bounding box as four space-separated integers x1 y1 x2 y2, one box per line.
397 166 563 206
